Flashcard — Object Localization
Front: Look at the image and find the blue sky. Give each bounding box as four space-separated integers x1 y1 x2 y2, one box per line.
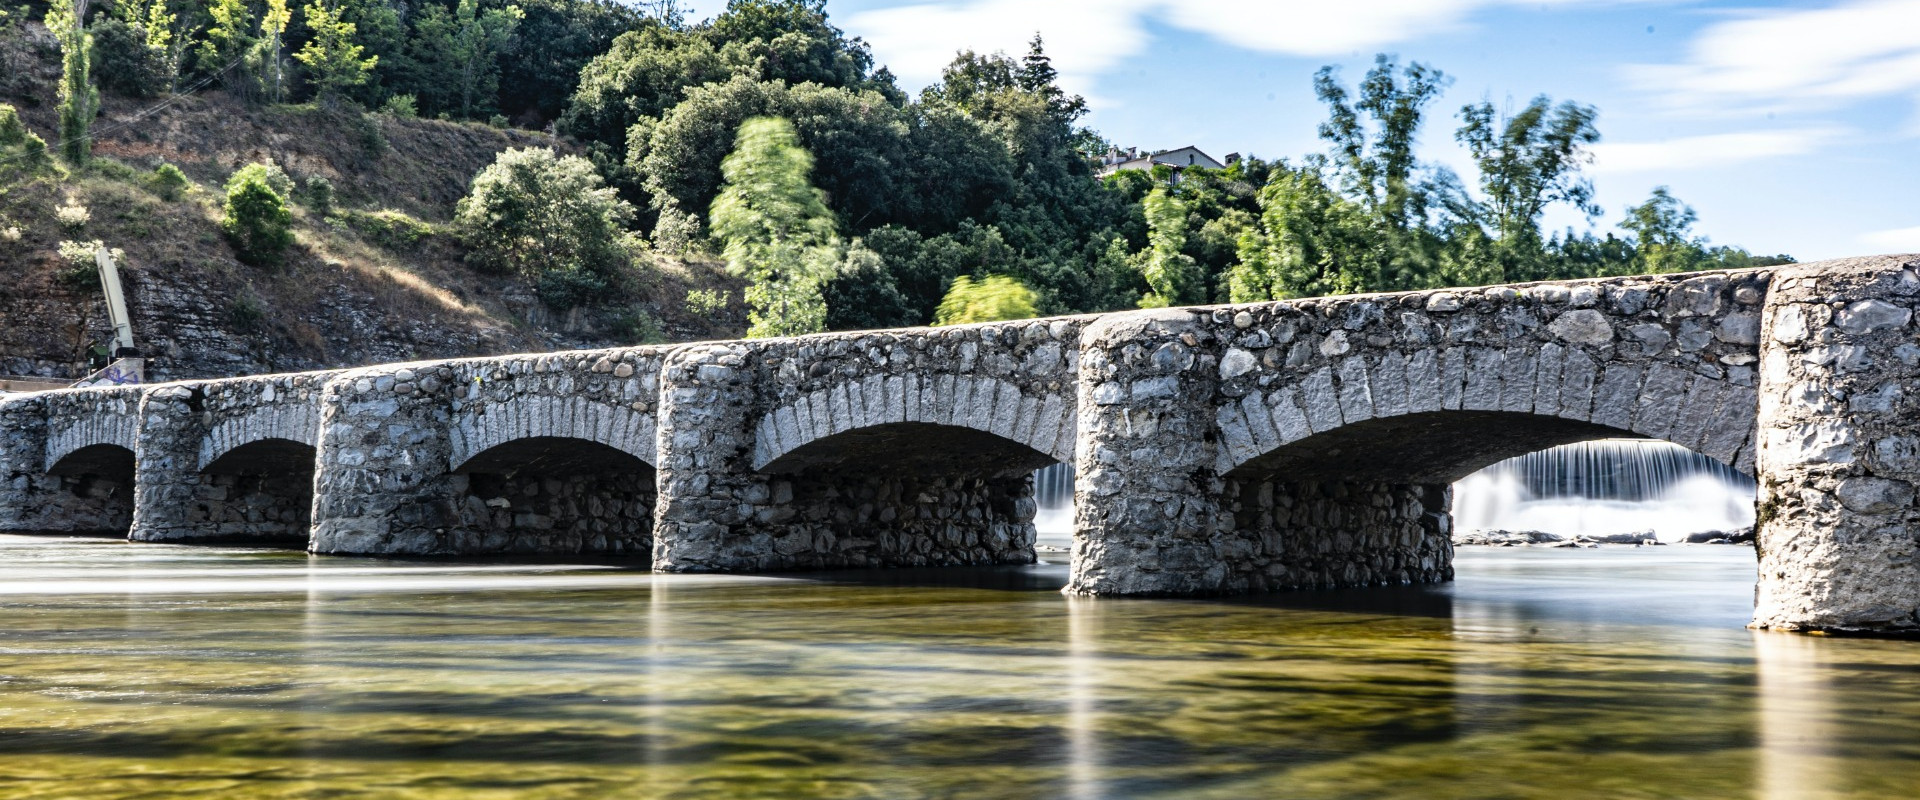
682 1 1920 261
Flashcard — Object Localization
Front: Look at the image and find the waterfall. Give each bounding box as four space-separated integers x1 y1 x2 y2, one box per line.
1452 439 1756 542
1033 463 1075 546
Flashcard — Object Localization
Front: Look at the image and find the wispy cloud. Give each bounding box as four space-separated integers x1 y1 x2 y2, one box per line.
1628 0 1920 116
844 0 1610 101
1587 127 1847 174
1862 225 1920 253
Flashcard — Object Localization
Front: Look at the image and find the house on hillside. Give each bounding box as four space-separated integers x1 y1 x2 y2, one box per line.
1095 145 1236 180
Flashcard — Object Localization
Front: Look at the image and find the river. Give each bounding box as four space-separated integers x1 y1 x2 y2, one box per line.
0 534 1916 799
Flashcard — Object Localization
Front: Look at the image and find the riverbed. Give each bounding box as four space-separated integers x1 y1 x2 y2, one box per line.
0 535 1915 799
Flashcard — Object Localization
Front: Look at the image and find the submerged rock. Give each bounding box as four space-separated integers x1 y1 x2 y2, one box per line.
1455 529 1565 546
1683 527 1756 545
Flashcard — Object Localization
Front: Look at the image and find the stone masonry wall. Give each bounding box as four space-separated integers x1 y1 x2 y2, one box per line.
133 372 333 544
0 394 135 535
1222 480 1453 591
655 321 1082 573
1211 270 1771 481
311 347 664 557
1752 256 1920 633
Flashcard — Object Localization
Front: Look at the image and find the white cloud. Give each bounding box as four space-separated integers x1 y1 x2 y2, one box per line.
1629 0 1920 114
1588 128 1846 174
1862 225 1920 253
844 0 1610 101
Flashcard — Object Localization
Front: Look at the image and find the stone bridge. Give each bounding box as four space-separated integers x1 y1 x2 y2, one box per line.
2 256 1917 635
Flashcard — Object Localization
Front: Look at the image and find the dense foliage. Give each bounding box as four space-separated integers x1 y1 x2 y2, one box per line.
222 162 295 266
17 0 1789 323
933 274 1037 326
454 146 637 307
709 115 839 338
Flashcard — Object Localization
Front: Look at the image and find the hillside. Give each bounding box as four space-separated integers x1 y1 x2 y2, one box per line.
0 22 746 383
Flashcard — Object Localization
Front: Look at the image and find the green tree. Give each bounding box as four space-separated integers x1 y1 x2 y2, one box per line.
709 116 841 338
223 163 295 267
405 0 524 119
46 0 98 166
112 0 188 92
496 0 651 125
454 147 637 306
934 274 1037 325
1230 160 1406 300
250 0 293 103
294 0 377 105
1313 54 1450 232
198 0 255 83
1455 96 1601 282
1135 184 1200 307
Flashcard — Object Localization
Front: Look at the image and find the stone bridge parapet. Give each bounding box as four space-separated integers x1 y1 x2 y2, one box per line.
1 256 1917 634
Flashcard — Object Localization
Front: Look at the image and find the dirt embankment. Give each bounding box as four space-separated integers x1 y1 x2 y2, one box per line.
0 22 744 382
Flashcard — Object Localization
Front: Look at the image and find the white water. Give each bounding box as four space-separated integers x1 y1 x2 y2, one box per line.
1452 440 1757 542
1031 439 1756 545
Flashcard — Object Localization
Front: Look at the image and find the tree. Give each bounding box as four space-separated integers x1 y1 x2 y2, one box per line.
1313 54 1450 232
250 0 292 103
454 147 637 307
934 274 1037 325
45 0 98 166
1135 184 1200 307
709 116 841 338
406 0 524 119
1457 97 1600 245
496 0 651 125
112 0 188 93
223 163 295 267
294 0 377 105
198 0 255 87
1231 161 1393 301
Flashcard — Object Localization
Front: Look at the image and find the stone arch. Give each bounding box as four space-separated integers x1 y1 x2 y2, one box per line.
189 436 320 544
444 435 657 557
1215 344 1759 481
198 406 322 471
751 374 1075 472
449 395 656 473
45 413 139 475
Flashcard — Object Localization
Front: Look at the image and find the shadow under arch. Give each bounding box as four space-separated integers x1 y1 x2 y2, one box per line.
754 421 1059 569
43 443 136 536
448 437 655 557
1216 408 1758 594
194 437 319 545
1226 409 1750 485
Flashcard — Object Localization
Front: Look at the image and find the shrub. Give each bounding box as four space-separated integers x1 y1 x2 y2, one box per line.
54 200 89 231
227 294 266 331
0 105 50 172
56 238 103 266
222 163 294 267
933 274 1039 326
382 94 418 118
301 176 334 217
147 162 189 200
684 288 726 316
346 209 435 250
54 240 120 288
455 147 636 306
611 308 667 344
534 268 610 309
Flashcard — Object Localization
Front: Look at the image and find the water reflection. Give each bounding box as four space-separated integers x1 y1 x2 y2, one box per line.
1 535 1919 798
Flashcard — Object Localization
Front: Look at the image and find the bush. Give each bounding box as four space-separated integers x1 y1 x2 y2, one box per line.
611 308 667 345
684 288 727 316
933 274 1039 326
301 176 335 217
382 94 418 118
346 209 436 250
455 147 637 305
227 294 266 331
89 18 167 99
54 200 89 231
0 104 50 172
222 163 294 267
535 268 610 309
147 162 189 200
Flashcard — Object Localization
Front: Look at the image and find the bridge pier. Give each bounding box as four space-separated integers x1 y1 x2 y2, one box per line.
1752 260 1920 634
0 390 140 536
653 334 1050 573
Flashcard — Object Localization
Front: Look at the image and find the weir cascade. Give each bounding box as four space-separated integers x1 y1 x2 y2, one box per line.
3 257 1917 634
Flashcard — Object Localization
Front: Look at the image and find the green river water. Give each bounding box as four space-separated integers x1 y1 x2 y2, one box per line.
0 534 1916 799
